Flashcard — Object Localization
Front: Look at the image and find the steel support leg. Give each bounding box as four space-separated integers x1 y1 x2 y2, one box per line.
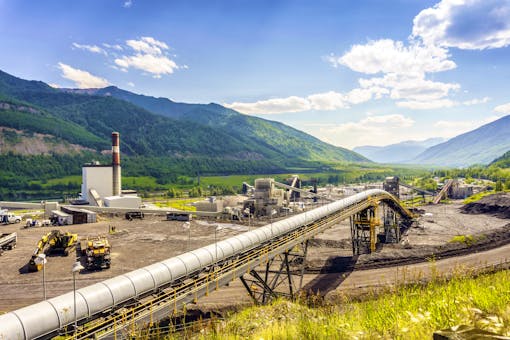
240 241 309 304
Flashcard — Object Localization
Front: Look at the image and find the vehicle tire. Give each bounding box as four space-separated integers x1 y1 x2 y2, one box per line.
15 219 20 223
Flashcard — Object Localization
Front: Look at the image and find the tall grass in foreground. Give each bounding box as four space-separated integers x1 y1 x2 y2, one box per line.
191 269 510 339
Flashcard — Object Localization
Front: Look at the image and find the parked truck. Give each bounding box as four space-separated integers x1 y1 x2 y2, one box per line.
77 236 111 270
0 232 17 255
1 212 21 224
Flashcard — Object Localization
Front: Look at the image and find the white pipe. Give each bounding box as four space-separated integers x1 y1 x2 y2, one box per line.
0 189 408 339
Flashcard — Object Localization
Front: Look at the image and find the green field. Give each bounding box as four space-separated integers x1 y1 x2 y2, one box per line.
187 268 510 339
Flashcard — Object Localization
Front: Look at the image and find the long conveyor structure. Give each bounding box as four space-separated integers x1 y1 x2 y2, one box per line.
0 189 414 339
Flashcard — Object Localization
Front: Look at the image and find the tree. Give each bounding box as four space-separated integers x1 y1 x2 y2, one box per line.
495 179 503 192
167 188 177 198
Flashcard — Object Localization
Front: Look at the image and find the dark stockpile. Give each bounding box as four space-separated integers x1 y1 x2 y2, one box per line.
462 193 510 218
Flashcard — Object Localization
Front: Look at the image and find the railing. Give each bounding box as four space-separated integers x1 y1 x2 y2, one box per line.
69 192 412 339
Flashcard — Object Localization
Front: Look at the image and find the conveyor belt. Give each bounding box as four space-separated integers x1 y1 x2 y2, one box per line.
0 189 413 340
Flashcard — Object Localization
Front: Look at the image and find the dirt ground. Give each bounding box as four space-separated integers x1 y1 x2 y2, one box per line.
0 198 509 314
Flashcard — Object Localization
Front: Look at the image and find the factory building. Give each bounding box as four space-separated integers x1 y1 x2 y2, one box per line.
50 210 73 225
253 178 285 217
193 197 224 212
383 176 400 198
448 180 474 199
61 207 97 224
79 132 142 208
81 164 113 204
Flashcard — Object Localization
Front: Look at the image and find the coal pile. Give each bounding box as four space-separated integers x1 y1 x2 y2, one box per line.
462 193 510 218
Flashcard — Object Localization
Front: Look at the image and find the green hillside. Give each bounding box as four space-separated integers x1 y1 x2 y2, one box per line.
0 69 370 195
1 70 366 164
490 150 510 168
80 86 367 163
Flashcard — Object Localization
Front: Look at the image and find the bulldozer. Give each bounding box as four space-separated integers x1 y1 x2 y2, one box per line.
77 236 111 270
28 230 78 272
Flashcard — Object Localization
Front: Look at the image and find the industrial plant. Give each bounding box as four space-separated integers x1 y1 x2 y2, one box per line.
0 131 504 340
79 132 141 209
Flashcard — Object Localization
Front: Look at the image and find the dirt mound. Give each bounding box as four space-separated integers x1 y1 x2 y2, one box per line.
462 193 510 218
306 224 510 272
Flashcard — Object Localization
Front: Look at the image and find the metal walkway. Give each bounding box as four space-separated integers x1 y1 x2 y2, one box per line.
0 189 414 340
433 179 454 204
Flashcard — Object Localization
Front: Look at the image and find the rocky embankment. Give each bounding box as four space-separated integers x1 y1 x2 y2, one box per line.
462 193 510 218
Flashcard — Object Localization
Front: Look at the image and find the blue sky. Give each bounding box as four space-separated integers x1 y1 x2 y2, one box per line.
1 0 510 149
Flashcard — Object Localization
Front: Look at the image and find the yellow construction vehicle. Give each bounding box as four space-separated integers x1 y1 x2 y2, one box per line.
28 230 78 272
78 236 111 270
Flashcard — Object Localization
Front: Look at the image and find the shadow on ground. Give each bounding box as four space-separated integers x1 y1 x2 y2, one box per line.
302 255 358 296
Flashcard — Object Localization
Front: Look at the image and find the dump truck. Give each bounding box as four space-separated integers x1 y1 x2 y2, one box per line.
78 236 111 270
0 232 17 256
28 230 78 272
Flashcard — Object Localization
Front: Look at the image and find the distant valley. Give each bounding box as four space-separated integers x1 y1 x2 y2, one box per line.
409 115 510 167
354 115 510 168
353 138 445 164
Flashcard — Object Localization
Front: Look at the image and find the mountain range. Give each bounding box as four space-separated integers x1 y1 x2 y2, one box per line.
354 115 510 167
410 116 510 167
353 138 445 163
0 69 367 178
2 68 509 174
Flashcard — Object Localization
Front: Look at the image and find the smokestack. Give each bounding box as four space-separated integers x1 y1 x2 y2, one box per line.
112 132 121 196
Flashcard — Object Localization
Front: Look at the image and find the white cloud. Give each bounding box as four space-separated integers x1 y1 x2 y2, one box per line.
433 115 502 137
494 102 510 114
360 114 415 127
226 96 311 114
312 114 416 148
115 37 179 78
57 62 109 88
307 91 349 111
463 97 490 105
319 1 510 112
123 0 132 8
303 114 500 149
227 1 507 115
48 83 60 88
359 73 460 103
329 39 456 75
115 54 178 77
225 87 385 114
72 43 107 55
434 120 480 130
413 0 510 50
327 38 461 109
103 43 123 51
127 82 135 87
126 37 168 55
396 99 457 110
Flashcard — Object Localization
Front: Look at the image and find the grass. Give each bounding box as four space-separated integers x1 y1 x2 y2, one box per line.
463 190 497 204
189 268 510 340
151 198 197 212
402 196 433 207
448 234 487 247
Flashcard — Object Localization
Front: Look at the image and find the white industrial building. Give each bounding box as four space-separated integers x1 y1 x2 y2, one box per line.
79 132 142 209
103 195 142 209
81 164 113 204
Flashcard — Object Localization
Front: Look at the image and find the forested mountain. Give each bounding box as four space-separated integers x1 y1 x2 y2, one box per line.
64 86 365 163
490 150 510 168
0 70 368 180
353 138 444 163
411 115 510 167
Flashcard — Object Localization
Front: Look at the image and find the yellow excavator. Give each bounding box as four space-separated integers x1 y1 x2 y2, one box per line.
28 230 78 272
